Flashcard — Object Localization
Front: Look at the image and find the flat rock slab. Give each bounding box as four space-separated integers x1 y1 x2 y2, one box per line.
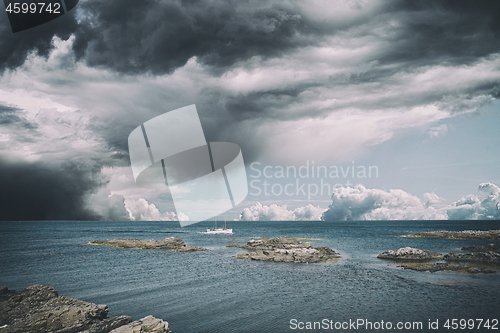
377 247 444 260
462 243 500 252
88 237 207 252
0 285 170 333
110 315 169 333
406 229 500 240
228 237 339 263
398 262 497 274
444 251 500 264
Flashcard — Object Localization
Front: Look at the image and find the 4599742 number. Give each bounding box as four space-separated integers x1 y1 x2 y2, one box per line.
5 2 61 14
443 319 498 330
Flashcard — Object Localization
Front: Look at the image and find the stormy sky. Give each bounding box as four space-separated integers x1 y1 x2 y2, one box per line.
1 0 499 221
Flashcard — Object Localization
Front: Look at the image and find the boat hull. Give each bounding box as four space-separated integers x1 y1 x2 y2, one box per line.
206 228 233 234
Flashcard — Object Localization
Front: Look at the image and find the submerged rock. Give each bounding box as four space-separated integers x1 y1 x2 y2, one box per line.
377 247 444 260
229 237 339 263
0 285 170 333
88 237 207 252
406 229 500 240
398 262 497 274
461 243 500 252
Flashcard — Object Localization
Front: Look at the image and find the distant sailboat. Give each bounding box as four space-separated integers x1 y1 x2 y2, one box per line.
206 217 233 234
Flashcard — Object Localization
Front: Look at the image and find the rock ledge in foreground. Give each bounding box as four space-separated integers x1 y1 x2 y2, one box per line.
228 237 339 263
0 285 169 333
88 237 207 252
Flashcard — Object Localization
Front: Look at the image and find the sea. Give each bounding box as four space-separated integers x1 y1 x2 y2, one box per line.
0 220 499 333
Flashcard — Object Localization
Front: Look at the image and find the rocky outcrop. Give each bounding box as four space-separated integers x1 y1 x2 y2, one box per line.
227 237 313 250
88 237 207 252
444 251 500 264
461 243 500 252
398 262 497 274
377 247 444 260
0 285 170 333
228 237 339 263
379 243 500 274
110 315 169 333
406 229 500 240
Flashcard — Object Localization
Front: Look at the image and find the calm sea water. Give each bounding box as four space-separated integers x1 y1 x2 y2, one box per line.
1 220 499 333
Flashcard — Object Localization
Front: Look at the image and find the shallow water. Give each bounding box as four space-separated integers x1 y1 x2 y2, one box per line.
1 220 499 332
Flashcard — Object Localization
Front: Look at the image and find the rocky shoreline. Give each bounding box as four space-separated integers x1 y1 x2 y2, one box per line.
227 237 340 263
88 237 207 252
405 229 500 240
0 285 169 333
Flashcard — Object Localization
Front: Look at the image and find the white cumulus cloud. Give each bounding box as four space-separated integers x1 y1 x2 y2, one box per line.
447 183 500 220
125 198 188 221
321 185 447 221
239 183 500 221
238 202 326 221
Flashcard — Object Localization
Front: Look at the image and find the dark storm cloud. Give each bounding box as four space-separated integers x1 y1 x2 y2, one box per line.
379 0 500 66
2 0 500 76
71 0 309 74
0 8 79 72
0 158 126 221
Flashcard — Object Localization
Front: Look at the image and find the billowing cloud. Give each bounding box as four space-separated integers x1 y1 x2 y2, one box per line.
239 183 499 221
3 3 500 166
125 198 187 221
447 183 500 220
238 202 326 221
0 3 78 72
321 185 447 221
3 0 500 76
86 189 130 221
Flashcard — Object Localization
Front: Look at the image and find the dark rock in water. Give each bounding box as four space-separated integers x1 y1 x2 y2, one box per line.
461 243 500 253
228 237 309 250
381 232 500 275
398 262 497 274
377 247 444 260
444 251 500 264
0 285 169 333
88 237 207 252
228 237 339 263
406 229 500 240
